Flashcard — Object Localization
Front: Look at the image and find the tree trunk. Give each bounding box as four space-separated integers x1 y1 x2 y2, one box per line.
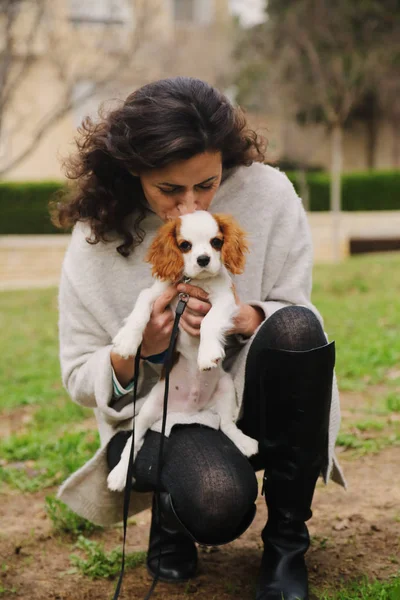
330 123 343 263
392 115 400 168
366 112 378 170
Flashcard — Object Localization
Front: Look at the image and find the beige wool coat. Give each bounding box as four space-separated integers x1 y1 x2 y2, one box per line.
57 163 346 526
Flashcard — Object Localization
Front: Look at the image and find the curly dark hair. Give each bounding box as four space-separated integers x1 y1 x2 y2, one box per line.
51 77 266 256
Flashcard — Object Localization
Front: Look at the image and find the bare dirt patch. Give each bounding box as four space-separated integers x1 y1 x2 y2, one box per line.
1 393 399 599
0 406 36 438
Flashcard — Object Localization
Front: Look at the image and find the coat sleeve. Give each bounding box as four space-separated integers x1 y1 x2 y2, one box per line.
248 184 324 327
58 268 144 423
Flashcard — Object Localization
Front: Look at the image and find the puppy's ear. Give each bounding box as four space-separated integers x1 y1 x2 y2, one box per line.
213 213 249 275
146 218 184 282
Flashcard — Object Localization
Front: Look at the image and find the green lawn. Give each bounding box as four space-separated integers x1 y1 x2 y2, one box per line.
313 252 400 392
1 252 400 491
320 577 400 600
0 287 69 410
1 252 400 597
0 287 97 491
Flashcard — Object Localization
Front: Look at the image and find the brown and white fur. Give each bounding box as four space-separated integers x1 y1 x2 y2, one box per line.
107 211 259 492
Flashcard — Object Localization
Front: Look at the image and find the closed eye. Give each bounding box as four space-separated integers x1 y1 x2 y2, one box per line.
159 187 180 195
196 184 214 190
159 184 214 195
211 237 224 250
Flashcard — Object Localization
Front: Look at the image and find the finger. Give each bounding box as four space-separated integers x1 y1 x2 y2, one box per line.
179 319 201 337
185 307 205 318
186 297 211 316
177 283 209 303
181 312 203 329
162 323 174 336
156 313 174 331
152 285 178 315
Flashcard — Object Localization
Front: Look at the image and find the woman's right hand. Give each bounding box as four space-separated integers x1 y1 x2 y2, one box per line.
140 285 179 358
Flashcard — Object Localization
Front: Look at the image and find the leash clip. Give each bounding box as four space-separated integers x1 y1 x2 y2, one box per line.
176 294 189 316
178 275 191 304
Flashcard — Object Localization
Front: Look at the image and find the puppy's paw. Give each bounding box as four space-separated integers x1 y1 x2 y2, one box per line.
197 341 225 371
112 327 142 359
107 463 128 492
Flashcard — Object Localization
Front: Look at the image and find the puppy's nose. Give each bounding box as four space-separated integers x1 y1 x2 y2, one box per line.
197 254 210 267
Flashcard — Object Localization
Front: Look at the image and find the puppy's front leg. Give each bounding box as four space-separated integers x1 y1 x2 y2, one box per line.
107 381 164 492
107 433 133 492
113 279 170 358
197 292 237 371
213 373 259 458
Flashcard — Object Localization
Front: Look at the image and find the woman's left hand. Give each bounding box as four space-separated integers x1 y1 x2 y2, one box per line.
176 283 264 338
229 285 265 337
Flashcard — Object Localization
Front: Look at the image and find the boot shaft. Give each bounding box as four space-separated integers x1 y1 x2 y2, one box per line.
260 343 335 521
260 342 335 456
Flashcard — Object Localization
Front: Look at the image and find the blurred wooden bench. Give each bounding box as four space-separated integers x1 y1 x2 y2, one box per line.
350 237 400 255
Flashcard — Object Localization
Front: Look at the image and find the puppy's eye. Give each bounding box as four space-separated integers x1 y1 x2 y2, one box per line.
211 237 224 250
179 241 192 252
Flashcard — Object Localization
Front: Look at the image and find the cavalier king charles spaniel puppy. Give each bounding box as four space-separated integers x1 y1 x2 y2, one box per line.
107 210 258 492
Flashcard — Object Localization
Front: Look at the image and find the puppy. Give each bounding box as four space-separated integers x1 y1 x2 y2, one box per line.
107 211 259 492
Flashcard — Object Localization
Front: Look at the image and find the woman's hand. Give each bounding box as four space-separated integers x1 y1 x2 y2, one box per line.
140 285 179 357
177 283 264 338
231 303 265 337
176 283 211 337
230 285 265 337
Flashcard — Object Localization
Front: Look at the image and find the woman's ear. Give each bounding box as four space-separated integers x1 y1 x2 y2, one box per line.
146 218 184 282
213 213 249 275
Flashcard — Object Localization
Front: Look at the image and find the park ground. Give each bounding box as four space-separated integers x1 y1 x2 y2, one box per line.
0 252 400 599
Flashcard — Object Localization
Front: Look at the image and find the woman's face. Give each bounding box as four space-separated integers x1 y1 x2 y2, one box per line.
138 151 223 221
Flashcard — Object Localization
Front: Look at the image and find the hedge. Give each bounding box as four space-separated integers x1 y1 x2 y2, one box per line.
0 181 65 234
287 170 400 212
0 170 399 234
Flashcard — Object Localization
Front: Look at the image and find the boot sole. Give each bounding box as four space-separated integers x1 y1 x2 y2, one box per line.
146 564 197 584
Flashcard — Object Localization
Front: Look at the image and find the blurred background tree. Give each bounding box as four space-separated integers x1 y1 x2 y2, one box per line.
235 0 400 258
0 0 164 177
0 0 234 179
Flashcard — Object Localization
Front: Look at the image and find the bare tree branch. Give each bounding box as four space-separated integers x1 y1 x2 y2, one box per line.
0 0 46 114
0 0 233 177
0 0 168 177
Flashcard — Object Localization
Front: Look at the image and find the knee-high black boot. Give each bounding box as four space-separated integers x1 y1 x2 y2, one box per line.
256 342 335 600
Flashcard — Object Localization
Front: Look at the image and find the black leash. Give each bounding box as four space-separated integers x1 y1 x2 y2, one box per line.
112 293 189 600
112 347 141 600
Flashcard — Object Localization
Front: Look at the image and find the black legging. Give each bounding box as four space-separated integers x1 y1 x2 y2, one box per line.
107 306 328 544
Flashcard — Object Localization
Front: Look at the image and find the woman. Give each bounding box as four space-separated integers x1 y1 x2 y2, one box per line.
54 77 346 600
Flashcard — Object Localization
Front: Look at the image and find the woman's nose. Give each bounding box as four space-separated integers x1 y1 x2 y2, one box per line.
178 193 197 215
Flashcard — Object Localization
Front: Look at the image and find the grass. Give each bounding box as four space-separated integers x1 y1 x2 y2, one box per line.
69 535 146 579
0 586 17 596
320 576 400 599
386 393 400 413
0 253 399 492
45 496 103 537
335 431 400 456
0 287 95 491
0 429 99 492
354 420 385 432
313 252 400 391
0 564 17 595
0 253 400 593
0 288 70 410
